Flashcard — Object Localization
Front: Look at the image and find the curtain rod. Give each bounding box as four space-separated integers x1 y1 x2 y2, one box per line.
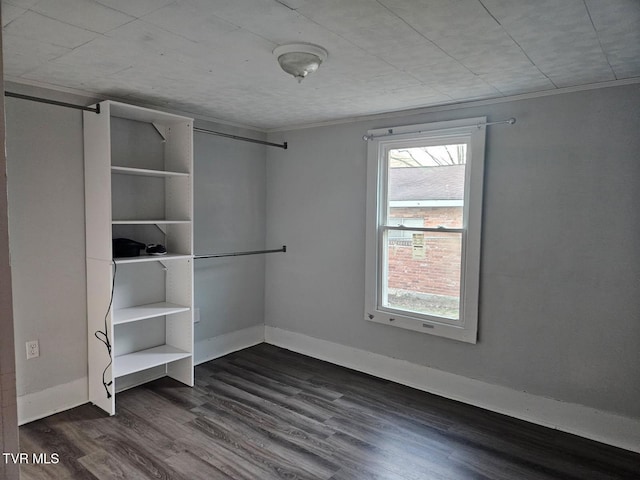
194 245 286 259
194 127 288 150
5 91 100 114
362 117 516 141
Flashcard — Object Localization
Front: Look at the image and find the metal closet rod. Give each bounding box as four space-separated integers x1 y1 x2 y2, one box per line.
5 92 288 149
194 245 287 259
5 91 100 113
194 126 287 150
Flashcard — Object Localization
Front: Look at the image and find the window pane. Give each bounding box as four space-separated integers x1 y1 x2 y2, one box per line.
384 229 461 320
387 145 466 229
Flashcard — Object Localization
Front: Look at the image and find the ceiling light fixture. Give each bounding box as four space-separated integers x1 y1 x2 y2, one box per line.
273 43 328 83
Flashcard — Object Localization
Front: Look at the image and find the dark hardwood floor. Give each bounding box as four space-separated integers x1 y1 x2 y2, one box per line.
19 344 640 479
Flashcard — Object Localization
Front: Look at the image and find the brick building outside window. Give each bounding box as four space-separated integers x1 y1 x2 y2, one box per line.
386 164 464 319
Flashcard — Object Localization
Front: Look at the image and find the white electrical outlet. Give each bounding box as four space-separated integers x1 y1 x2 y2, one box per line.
26 340 39 359
194 308 200 323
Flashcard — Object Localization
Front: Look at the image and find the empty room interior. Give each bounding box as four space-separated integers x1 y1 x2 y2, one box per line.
1 0 640 479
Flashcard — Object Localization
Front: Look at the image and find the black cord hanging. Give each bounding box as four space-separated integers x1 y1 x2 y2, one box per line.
94 260 116 399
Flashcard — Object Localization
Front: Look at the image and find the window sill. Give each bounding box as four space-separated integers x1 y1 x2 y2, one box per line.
365 309 477 343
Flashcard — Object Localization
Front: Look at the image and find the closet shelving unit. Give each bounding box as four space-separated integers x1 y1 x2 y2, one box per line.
84 100 194 415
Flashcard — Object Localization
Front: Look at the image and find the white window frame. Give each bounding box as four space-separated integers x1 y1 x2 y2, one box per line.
364 117 486 343
387 217 423 240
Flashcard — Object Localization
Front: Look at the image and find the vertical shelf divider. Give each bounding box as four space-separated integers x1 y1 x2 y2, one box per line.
84 100 194 415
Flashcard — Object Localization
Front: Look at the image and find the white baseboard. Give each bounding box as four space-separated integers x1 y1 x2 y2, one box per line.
18 377 87 425
18 326 640 454
264 326 640 453
115 366 166 394
195 325 264 365
17 325 264 424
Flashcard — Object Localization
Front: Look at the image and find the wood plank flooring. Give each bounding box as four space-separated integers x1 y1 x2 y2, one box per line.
19 344 640 479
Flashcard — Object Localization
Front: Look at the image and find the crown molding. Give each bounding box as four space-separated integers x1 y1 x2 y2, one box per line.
4 77 267 133
6 75 639 135
265 77 640 133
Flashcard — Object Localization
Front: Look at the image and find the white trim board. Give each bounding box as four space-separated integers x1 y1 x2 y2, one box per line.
266 77 640 132
17 326 640 453
4 78 269 133
264 326 640 454
115 367 166 394
17 377 87 426
9 77 640 135
17 325 264 425
194 325 264 366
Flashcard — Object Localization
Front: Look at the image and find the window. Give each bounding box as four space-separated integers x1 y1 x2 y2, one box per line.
387 217 424 240
365 118 486 343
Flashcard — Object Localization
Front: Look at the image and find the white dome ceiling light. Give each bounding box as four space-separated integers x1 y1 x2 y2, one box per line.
273 43 328 83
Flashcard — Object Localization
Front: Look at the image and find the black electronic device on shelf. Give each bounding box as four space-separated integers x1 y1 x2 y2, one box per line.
112 238 145 258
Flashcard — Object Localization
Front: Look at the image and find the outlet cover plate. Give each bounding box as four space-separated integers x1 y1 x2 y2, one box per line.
26 340 39 359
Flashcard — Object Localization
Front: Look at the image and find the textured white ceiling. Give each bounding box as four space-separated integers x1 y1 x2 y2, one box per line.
3 0 639 129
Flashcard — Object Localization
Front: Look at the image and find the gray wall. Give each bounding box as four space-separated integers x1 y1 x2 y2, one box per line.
265 84 640 419
1 25 20 477
5 84 267 409
6 96 88 398
193 122 267 341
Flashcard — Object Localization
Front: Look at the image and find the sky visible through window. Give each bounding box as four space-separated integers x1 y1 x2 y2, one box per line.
389 144 467 168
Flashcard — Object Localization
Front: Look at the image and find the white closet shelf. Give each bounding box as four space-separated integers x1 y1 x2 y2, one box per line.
85 100 194 415
113 302 190 325
112 220 191 225
111 166 189 177
114 253 192 264
114 345 191 378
